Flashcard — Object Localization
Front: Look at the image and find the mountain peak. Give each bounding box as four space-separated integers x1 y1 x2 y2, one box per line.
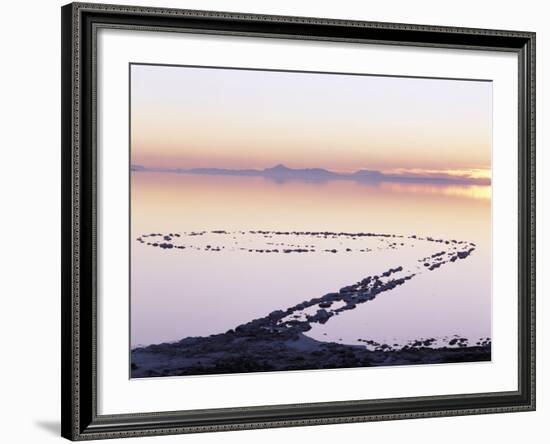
267 164 290 171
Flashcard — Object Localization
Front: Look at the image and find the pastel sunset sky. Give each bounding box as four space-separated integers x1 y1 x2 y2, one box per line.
130 64 492 178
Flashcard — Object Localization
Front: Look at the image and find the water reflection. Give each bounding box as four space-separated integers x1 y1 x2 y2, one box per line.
380 182 491 200
130 173 491 349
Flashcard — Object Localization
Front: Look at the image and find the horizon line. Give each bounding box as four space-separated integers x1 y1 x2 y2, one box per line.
130 163 491 185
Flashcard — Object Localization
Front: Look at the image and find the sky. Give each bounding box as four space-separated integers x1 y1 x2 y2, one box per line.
130 63 492 177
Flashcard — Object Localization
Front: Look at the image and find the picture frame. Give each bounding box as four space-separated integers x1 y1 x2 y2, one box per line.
61 2 536 440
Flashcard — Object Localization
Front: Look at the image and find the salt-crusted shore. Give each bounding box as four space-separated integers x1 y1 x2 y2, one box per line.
131 327 490 378
131 232 490 378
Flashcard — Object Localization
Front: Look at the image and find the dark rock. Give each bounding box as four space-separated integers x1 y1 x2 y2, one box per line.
307 309 333 324
268 310 285 321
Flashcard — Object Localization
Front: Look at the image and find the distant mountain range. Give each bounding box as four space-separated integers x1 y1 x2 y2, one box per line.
131 163 490 185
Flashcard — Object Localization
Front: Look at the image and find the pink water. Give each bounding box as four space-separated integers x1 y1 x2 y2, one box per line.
130 173 491 349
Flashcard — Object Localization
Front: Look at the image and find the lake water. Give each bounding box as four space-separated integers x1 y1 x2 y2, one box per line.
130 172 491 350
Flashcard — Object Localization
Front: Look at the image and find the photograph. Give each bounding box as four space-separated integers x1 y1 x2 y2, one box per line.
54 1 536 440
0 0 542 441
129 64 493 378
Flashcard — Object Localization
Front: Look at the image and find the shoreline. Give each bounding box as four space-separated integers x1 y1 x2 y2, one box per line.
131 328 490 378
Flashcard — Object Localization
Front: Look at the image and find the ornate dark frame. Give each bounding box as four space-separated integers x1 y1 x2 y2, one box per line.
61 2 536 441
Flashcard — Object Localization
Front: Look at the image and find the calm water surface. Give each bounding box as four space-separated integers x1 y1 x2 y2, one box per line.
130 173 491 349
